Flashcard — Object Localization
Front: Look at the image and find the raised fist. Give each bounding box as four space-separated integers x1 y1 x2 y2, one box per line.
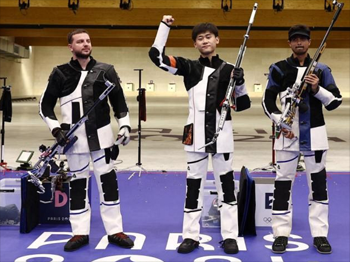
162 15 175 26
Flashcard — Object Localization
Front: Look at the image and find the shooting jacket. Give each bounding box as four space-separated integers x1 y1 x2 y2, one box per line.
39 57 130 154
262 54 342 151
149 22 251 153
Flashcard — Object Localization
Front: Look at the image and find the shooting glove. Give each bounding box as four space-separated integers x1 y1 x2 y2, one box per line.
232 67 245 85
115 126 131 146
105 126 129 164
52 127 68 147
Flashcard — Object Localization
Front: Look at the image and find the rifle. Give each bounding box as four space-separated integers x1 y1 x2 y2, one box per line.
199 3 258 150
28 79 116 202
276 1 344 137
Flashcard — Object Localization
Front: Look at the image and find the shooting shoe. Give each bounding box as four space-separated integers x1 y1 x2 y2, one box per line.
272 236 288 253
314 237 332 254
220 238 239 254
177 238 199 254
108 232 134 248
64 235 89 252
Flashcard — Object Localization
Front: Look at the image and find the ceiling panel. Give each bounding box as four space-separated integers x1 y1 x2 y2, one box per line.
0 0 349 48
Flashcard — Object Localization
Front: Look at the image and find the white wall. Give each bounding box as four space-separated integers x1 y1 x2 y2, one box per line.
1 46 349 98
0 47 35 97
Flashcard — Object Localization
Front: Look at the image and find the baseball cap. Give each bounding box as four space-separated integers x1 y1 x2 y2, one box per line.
288 25 310 40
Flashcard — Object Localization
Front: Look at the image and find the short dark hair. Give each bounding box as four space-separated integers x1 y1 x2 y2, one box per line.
288 24 310 41
192 23 219 41
67 29 90 44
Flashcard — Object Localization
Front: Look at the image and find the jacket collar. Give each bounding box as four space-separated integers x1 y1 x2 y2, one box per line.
287 54 311 67
199 54 223 69
69 56 96 71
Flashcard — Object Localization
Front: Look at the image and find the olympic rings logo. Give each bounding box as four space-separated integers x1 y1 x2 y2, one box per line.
263 217 272 223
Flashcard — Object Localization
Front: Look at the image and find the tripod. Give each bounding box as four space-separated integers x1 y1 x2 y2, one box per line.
252 73 276 172
124 69 147 179
0 77 12 170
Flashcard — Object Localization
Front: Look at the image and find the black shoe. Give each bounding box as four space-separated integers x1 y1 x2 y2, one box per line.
177 238 200 254
314 237 332 254
220 238 239 254
108 232 134 248
272 236 288 254
64 235 89 252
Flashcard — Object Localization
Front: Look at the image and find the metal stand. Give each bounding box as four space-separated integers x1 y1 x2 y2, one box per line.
252 73 276 172
0 77 11 171
266 122 277 172
253 122 277 172
123 69 147 179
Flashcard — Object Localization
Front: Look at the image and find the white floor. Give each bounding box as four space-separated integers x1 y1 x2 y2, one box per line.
2 96 349 173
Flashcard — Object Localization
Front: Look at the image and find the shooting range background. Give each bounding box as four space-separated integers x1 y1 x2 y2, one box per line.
0 1 349 261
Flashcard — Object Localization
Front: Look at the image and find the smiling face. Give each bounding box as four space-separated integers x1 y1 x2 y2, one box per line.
68 32 92 59
194 31 219 57
288 35 311 56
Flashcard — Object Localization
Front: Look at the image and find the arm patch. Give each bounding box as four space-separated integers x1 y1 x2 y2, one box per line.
169 56 177 68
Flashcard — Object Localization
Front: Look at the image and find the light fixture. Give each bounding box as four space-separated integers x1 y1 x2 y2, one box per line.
273 0 284 12
324 0 335 12
68 0 79 14
18 0 30 11
221 0 232 12
120 0 131 10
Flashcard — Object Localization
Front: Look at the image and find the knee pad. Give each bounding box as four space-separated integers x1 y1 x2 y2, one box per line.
70 178 87 210
219 171 236 203
272 180 292 211
185 178 201 209
101 170 119 202
311 168 328 201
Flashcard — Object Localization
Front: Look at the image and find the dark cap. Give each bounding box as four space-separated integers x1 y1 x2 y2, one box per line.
288 25 310 41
